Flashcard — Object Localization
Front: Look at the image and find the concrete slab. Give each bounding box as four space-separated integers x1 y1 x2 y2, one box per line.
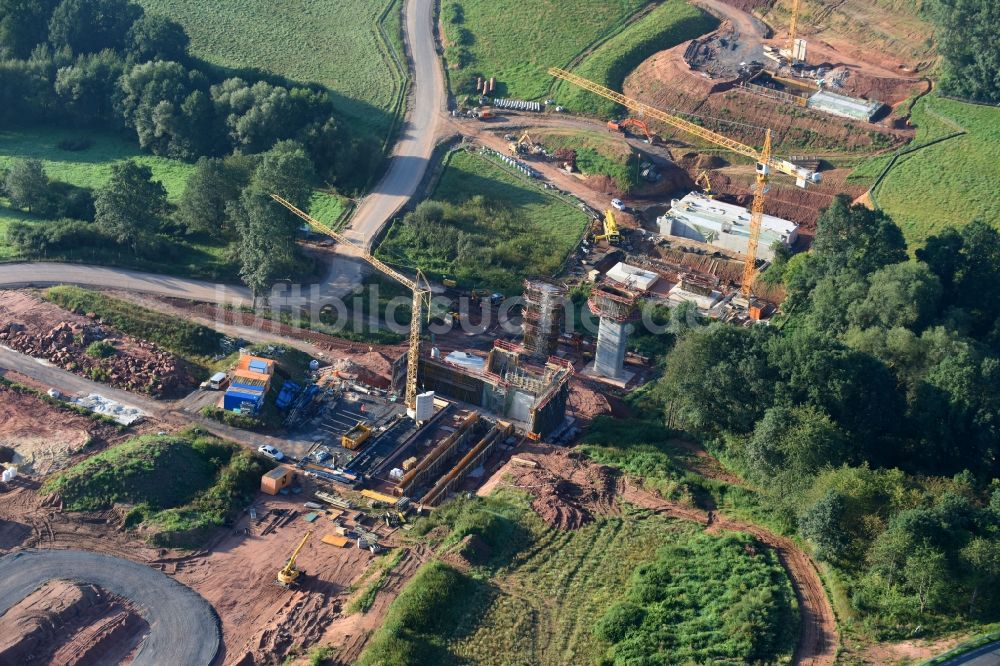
580 362 635 388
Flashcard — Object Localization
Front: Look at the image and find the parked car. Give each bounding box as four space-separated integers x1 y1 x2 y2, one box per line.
258 445 285 461
611 198 625 211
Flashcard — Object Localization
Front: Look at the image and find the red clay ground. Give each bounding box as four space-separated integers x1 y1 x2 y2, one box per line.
0 579 148 666
0 290 198 397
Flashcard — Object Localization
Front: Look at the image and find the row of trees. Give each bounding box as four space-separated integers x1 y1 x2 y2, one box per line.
0 0 380 189
5 141 316 294
928 0 1000 103
640 197 1000 635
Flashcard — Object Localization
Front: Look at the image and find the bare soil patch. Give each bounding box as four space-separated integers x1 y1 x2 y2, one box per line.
0 579 148 666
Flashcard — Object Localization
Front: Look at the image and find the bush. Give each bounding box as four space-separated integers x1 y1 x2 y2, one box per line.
85 339 116 358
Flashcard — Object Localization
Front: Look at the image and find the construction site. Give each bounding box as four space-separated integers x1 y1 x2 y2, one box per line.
0 0 986 662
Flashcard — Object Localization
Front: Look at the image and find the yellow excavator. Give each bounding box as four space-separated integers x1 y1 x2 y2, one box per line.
593 209 621 245
695 170 714 198
278 530 312 587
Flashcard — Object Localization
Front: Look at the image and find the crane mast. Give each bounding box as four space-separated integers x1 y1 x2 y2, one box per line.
548 67 819 298
270 194 429 410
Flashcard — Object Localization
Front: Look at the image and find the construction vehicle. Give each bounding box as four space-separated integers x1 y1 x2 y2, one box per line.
508 132 543 156
695 170 714 198
342 422 372 450
607 118 655 144
277 530 312 587
593 209 621 245
271 195 431 415
549 67 820 299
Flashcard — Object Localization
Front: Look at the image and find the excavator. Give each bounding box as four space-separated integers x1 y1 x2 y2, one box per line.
607 118 655 144
508 132 543 156
593 209 621 245
695 170 714 198
277 530 312 587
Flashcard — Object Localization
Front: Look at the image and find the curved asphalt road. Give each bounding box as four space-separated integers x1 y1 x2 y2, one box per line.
342 0 445 250
0 0 445 302
934 641 1000 665
0 549 219 666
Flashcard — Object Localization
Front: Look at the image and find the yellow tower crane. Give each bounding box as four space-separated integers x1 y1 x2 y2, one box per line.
278 530 312 587
548 67 820 299
270 194 430 412
783 0 805 63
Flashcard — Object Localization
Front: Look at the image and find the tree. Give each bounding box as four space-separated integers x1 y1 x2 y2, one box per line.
126 13 188 62
931 0 1000 103
115 59 203 156
93 160 167 251
811 195 906 278
0 0 60 58
960 537 1000 615
903 546 949 615
53 49 124 125
658 324 776 434
4 158 48 212
232 141 315 300
848 261 943 332
746 405 849 490
798 490 850 561
48 0 143 54
176 155 253 237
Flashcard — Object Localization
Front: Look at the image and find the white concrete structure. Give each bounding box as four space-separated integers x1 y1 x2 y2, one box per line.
657 192 798 260
808 89 882 122
606 262 659 292
594 319 628 380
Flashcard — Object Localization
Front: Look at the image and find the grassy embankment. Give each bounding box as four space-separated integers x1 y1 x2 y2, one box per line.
441 0 649 100
848 95 1000 246
42 429 270 547
139 0 407 139
357 491 798 666
378 149 589 292
529 127 642 193
555 0 718 118
0 128 346 272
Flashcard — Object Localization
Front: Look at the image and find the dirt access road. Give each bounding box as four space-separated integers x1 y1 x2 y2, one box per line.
0 549 219 666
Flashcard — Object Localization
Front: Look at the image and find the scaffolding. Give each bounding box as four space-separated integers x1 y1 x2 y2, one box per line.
522 279 566 360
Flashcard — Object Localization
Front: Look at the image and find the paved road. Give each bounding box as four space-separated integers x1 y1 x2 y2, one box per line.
341 0 445 250
0 549 219 666
0 263 251 306
935 641 1000 666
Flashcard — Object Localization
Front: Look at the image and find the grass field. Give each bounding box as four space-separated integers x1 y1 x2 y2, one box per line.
530 128 641 192
378 149 589 291
849 95 1000 246
361 491 797 665
43 430 269 547
556 0 717 117
0 127 196 201
442 0 649 100
139 0 405 137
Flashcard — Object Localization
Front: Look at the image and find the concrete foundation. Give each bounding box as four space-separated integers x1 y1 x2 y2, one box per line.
594 318 628 379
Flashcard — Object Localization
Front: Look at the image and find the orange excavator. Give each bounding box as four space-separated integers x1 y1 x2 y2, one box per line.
607 118 655 144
